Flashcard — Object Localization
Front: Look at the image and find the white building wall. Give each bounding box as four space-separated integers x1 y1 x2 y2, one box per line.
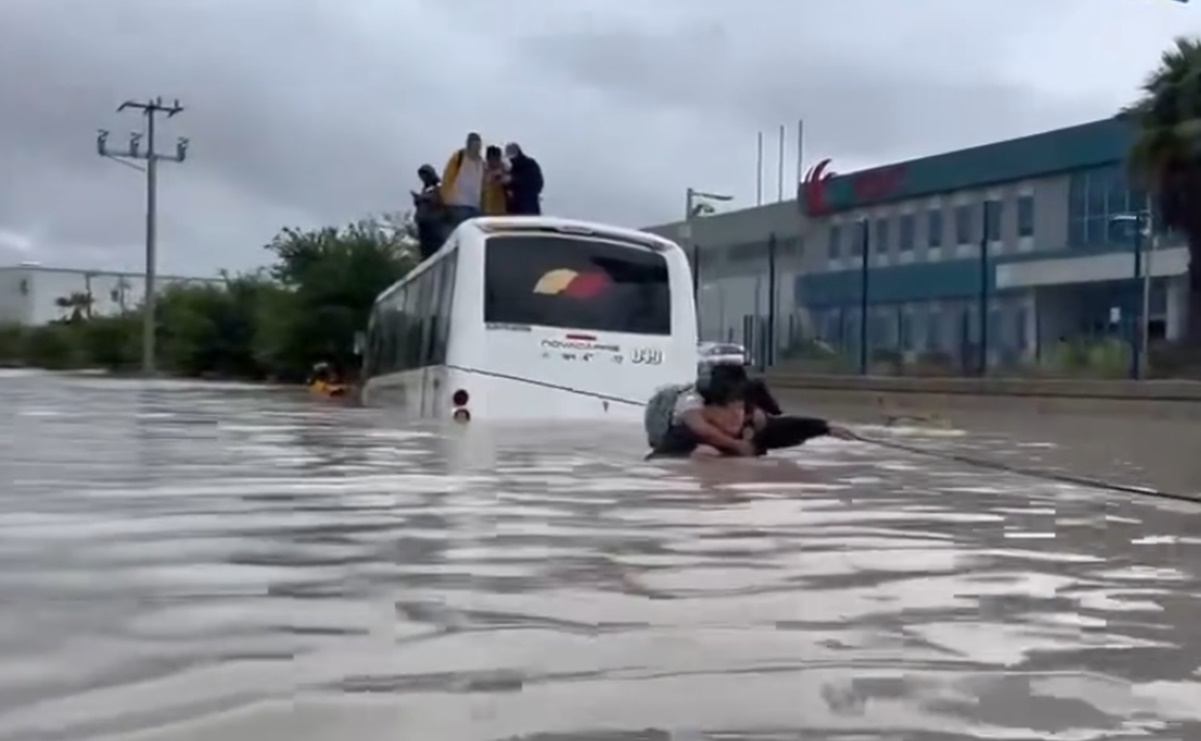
0 268 32 324
1166 275 1188 341
0 267 219 326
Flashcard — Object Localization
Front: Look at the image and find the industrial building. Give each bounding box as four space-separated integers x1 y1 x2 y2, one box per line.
644 117 1190 369
0 264 220 326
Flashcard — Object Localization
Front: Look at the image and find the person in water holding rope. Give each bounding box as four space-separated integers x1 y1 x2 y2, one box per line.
646 368 754 458
644 364 856 459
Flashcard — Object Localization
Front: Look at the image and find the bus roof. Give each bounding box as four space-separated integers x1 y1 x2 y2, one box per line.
469 216 678 251
374 216 679 306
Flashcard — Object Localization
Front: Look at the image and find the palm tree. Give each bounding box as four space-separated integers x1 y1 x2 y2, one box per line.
54 291 94 323
1125 37 1201 344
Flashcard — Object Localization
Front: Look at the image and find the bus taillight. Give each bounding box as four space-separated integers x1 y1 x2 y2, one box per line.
451 389 470 423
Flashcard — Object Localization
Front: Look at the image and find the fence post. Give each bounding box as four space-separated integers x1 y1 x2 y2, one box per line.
978 201 990 376
858 220 871 375
767 233 778 367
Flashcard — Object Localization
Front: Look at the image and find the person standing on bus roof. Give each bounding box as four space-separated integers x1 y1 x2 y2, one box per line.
440 132 486 228
482 145 509 216
412 164 446 261
504 142 543 215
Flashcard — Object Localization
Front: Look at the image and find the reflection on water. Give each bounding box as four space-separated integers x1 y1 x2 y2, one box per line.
1 370 1201 740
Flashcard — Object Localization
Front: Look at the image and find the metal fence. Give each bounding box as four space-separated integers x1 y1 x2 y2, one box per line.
688 223 1197 380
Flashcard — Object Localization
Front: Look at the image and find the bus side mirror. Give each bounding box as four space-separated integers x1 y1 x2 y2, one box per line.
353 331 366 356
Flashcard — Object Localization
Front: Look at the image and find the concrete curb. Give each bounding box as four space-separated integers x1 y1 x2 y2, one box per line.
765 371 1201 402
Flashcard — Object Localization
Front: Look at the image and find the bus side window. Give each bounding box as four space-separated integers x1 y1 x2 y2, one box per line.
404 281 424 369
364 315 379 377
422 261 444 367
390 287 408 373
433 250 457 363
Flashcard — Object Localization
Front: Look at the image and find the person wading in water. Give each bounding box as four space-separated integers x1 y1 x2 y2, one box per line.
644 364 856 459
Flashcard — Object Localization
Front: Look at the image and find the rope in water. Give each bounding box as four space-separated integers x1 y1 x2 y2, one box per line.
852 432 1197 505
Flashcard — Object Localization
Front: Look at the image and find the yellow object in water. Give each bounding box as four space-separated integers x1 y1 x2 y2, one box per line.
310 381 346 397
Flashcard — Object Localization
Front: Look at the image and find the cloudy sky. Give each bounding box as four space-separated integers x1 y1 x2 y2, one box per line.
0 0 1197 276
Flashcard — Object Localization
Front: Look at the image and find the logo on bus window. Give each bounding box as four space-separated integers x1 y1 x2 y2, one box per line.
533 268 611 299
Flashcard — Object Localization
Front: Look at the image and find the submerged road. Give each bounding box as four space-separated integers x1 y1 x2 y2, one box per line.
1 370 1200 740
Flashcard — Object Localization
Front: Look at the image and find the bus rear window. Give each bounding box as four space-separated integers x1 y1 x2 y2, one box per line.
484 234 671 335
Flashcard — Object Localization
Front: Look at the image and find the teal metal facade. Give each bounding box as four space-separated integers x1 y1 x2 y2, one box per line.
796 117 1152 311
803 117 1131 215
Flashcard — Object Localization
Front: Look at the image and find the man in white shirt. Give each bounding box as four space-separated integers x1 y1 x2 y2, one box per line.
439 132 486 229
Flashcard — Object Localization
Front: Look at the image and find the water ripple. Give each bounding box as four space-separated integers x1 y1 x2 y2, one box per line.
1 371 1200 740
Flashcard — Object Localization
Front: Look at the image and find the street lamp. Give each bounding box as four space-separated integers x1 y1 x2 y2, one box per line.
682 187 733 330
1111 203 1157 380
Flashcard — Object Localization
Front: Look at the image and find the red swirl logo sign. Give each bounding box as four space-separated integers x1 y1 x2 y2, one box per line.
800 159 907 217
800 158 836 216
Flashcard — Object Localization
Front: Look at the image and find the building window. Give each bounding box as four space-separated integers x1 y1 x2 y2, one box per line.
987 308 1002 352
954 204 973 244
875 217 890 254
1068 165 1143 250
779 237 803 257
984 200 1002 242
927 312 943 351
899 213 915 252
899 310 913 350
849 221 866 257
927 209 943 248
828 224 841 259
1017 194 1034 237
823 310 842 343
872 309 893 349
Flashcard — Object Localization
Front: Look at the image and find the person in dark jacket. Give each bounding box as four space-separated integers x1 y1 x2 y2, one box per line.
707 363 856 455
645 364 855 459
412 164 446 261
503 142 544 215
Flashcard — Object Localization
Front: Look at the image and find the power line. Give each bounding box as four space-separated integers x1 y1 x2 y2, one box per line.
97 97 189 376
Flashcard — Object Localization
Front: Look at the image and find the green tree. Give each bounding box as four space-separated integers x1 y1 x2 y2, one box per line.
155 274 286 379
79 314 140 371
23 323 81 369
7 215 416 382
1125 37 1201 343
0 323 26 366
264 217 416 379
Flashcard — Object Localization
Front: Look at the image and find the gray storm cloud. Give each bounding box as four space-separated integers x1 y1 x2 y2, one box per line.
0 0 1188 273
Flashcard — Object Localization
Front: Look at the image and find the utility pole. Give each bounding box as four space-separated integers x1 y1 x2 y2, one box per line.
97 97 189 376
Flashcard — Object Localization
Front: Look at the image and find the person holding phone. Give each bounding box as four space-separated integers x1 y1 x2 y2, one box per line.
482 145 509 215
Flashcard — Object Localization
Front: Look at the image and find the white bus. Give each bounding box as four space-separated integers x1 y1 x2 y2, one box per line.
361 216 698 421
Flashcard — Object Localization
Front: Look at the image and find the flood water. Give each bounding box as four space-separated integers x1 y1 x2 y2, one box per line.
2 370 1201 740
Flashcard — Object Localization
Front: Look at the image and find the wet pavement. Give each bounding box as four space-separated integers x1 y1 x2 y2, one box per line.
782 393 1201 499
2 369 1201 740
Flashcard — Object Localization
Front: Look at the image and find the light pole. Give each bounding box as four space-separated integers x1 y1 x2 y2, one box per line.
978 201 992 376
682 187 733 334
1112 204 1157 380
857 218 870 375
98 97 188 376
684 188 733 290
